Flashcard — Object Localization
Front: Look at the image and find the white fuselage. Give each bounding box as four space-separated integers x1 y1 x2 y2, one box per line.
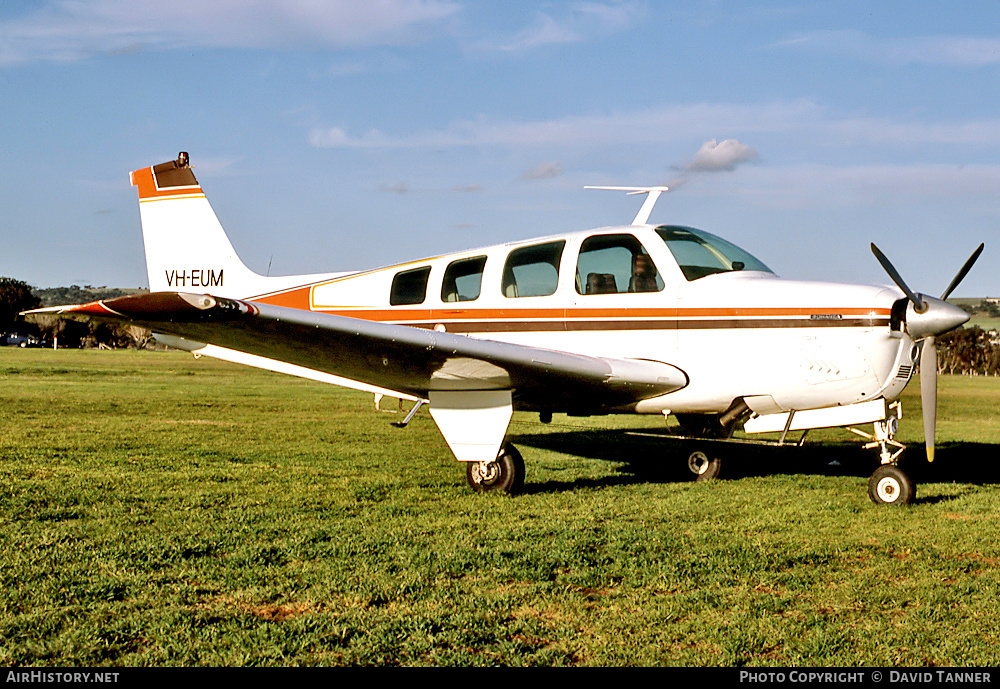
246 224 916 416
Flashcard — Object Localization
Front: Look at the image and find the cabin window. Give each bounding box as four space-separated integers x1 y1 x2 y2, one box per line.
389 266 432 305
576 233 664 295
441 256 487 302
655 226 772 281
502 241 565 298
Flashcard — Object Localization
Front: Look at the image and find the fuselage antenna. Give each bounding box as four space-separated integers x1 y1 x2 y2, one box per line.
585 185 671 226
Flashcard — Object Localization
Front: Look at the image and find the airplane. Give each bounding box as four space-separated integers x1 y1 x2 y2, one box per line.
36 152 984 505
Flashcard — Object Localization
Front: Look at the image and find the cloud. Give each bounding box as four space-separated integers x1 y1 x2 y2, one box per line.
379 182 413 194
308 127 356 148
520 161 563 180
305 97 1000 190
678 139 759 172
776 30 1000 67
695 162 1000 211
471 1 645 53
308 126 393 148
483 14 581 53
0 0 460 66
307 100 823 149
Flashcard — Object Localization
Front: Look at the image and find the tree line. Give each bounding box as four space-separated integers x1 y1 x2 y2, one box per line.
1 277 152 349
935 327 1000 376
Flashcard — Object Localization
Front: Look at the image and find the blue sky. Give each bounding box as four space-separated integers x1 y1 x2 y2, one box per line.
2 1 998 297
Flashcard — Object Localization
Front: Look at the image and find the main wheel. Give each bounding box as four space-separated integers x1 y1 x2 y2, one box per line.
466 443 525 495
687 449 722 482
868 464 915 505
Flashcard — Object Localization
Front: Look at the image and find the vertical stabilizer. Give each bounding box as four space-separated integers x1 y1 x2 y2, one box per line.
131 153 342 300
130 153 266 298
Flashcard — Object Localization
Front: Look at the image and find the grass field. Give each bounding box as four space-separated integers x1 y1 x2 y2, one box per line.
969 316 1000 331
2 348 1000 667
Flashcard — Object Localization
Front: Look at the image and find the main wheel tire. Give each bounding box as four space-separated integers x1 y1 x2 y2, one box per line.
868 464 915 505
687 449 722 482
466 443 525 495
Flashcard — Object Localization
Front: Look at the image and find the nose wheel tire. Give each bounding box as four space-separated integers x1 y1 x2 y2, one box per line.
868 464 915 505
687 449 722 482
466 443 525 495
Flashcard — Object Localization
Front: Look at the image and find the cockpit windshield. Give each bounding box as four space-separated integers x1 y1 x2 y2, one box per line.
655 226 773 281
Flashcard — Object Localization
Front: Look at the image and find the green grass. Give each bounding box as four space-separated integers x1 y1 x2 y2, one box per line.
968 316 1000 331
2 349 1000 666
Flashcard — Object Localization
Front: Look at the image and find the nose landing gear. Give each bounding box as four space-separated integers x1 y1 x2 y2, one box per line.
849 410 914 506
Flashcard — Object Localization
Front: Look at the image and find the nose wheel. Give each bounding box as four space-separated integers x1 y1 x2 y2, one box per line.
868 464 915 505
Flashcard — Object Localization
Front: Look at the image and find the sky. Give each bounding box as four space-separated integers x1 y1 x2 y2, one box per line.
1 0 998 298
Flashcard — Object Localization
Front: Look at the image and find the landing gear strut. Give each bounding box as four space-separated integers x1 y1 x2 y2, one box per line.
466 443 525 495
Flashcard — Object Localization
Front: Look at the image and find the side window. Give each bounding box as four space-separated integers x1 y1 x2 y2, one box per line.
441 256 487 302
502 241 565 298
576 234 663 295
390 266 431 305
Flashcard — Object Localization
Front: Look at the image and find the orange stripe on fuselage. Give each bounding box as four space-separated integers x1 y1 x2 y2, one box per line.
245 288 892 328
251 285 314 309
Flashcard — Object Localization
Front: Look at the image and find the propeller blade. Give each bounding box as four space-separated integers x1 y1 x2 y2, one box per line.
920 336 938 462
940 243 985 300
871 243 926 313
869 240 984 465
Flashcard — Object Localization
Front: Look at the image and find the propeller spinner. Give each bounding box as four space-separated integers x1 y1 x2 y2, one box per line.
871 243 984 462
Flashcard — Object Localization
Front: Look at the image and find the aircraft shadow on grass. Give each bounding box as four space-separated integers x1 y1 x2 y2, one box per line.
510 427 1000 503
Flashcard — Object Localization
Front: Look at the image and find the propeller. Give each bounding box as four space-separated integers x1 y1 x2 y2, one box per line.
871 243 984 462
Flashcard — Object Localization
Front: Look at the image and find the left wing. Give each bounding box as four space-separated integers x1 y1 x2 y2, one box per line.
38 291 688 414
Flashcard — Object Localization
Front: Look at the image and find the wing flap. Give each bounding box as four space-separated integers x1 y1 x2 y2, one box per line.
35 292 688 412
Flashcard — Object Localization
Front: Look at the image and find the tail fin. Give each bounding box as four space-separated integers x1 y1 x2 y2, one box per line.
130 153 337 300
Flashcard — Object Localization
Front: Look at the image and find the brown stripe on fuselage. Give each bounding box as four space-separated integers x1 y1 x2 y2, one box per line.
396 317 890 333
301 306 890 321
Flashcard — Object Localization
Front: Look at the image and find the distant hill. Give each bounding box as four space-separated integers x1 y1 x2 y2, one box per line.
32 285 147 307
951 298 1000 332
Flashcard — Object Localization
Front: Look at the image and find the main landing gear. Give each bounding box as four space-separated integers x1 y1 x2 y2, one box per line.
686 449 722 482
466 443 525 495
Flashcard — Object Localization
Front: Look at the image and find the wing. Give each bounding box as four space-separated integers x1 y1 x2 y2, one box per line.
40 291 688 414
